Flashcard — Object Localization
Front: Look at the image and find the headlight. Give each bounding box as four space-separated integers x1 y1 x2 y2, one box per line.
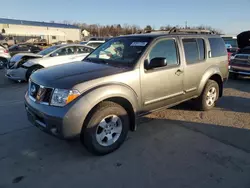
51 89 80 107
230 55 235 60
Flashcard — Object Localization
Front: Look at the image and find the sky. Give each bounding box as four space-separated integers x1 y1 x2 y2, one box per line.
1 0 250 34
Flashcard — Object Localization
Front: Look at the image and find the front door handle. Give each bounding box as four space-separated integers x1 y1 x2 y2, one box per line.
175 69 183 76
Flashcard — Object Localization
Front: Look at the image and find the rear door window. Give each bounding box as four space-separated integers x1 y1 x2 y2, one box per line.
182 38 205 64
208 38 227 57
76 46 93 54
56 47 75 56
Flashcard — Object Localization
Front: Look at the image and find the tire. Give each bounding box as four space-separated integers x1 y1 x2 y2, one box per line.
81 101 129 155
195 80 219 111
26 66 41 80
229 73 238 80
0 58 7 69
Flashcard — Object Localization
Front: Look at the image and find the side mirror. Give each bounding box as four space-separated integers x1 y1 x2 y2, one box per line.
50 53 59 57
145 57 167 70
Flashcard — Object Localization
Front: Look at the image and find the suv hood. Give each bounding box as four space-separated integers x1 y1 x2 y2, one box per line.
31 61 130 89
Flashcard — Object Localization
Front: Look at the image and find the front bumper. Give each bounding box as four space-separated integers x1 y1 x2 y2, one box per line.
24 92 84 139
5 67 27 81
229 68 250 76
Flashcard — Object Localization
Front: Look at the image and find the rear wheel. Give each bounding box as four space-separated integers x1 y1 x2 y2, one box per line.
81 101 129 155
195 80 219 111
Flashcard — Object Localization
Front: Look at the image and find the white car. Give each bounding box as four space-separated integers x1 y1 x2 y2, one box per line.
0 45 11 68
85 41 105 49
6 44 94 81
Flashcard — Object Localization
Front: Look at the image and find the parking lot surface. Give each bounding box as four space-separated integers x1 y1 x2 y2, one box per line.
0 69 250 188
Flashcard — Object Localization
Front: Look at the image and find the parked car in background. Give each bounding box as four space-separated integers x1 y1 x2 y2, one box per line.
80 41 88 45
0 44 11 68
24 30 228 155
0 34 16 48
8 43 42 56
86 41 105 48
88 37 110 42
225 44 232 49
229 31 250 79
33 39 48 46
221 35 238 48
6 44 94 81
52 41 67 46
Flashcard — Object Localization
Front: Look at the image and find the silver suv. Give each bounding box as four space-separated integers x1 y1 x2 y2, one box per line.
24 30 229 155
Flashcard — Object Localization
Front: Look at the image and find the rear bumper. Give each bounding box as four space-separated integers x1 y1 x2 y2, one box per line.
5 67 27 81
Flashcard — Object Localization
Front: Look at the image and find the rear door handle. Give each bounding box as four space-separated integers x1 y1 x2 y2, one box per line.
175 69 183 76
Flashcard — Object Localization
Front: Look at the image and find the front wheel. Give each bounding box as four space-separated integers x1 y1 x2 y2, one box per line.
195 80 219 111
0 58 8 69
81 101 129 155
26 66 41 80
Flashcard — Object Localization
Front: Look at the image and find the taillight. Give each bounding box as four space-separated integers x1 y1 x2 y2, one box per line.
4 49 8 53
227 52 231 65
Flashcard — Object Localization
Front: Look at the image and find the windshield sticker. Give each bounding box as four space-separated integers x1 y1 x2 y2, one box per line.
130 42 148 46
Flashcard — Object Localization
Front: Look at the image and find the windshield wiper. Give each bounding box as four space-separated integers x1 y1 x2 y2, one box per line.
84 57 92 62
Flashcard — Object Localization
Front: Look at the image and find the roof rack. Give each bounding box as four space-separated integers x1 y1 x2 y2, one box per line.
144 27 216 35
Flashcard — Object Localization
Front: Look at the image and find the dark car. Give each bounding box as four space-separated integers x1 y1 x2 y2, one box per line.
8 43 42 56
229 31 250 79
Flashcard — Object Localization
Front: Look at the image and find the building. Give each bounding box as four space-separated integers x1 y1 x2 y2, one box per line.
0 18 81 44
82 29 90 37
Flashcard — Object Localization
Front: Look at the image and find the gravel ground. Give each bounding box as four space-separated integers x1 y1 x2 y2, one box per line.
0 69 250 188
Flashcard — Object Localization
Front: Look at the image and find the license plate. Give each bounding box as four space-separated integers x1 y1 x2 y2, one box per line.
26 106 47 130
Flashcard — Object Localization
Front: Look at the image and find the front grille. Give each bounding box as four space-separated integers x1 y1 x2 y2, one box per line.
235 55 250 61
232 60 250 66
29 81 53 104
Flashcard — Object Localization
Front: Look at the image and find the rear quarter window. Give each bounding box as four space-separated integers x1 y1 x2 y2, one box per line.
208 38 227 57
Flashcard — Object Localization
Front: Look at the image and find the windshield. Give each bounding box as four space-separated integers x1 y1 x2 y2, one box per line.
222 38 238 48
9 45 18 50
38 46 61 56
86 37 151 66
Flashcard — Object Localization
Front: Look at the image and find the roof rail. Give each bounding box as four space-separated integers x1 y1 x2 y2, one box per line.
144 27 215 35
